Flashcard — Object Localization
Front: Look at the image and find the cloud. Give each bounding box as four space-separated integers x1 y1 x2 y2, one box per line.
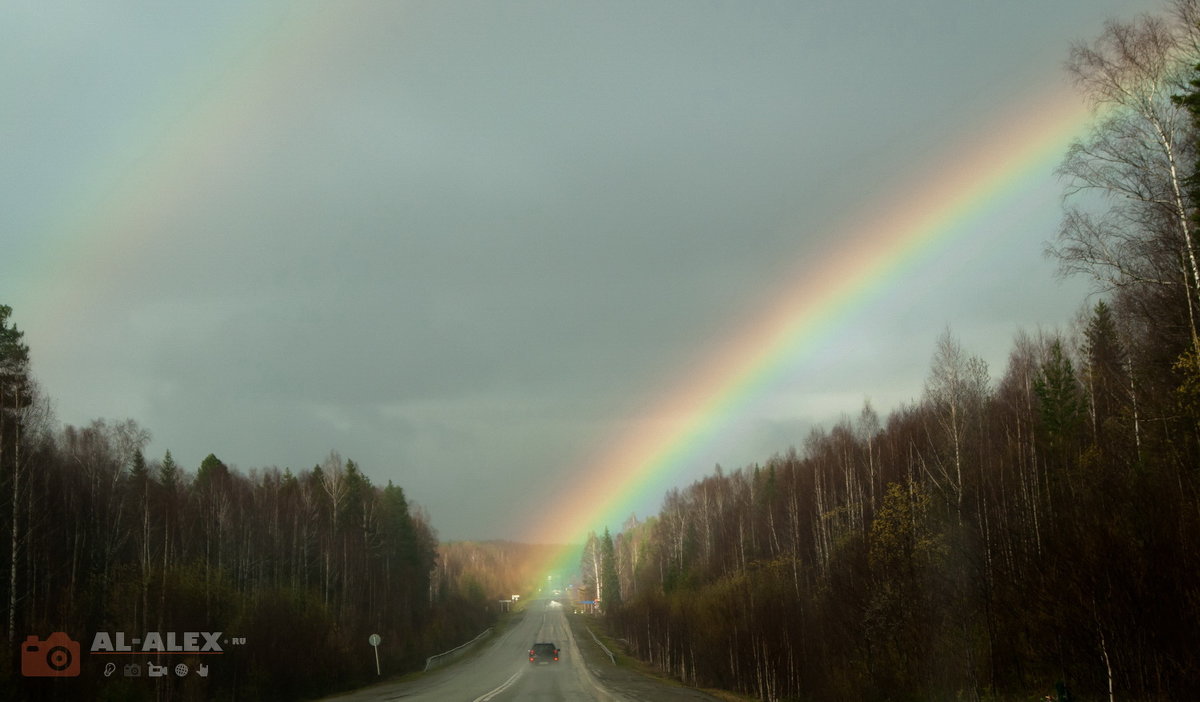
3 0 1160 538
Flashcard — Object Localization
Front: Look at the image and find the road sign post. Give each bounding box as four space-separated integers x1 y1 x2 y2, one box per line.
368 634 381 676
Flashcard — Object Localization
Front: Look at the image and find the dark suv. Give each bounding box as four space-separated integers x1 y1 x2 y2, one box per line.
529 642 559 663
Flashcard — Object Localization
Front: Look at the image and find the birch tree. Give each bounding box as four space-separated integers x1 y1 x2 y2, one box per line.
923 328 989 519
580 531 601 603
1051 12 1200 347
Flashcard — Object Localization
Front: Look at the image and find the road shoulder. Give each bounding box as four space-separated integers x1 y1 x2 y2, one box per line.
564 611 738 702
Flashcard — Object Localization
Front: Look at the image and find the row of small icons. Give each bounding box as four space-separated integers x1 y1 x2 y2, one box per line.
103 661 209 678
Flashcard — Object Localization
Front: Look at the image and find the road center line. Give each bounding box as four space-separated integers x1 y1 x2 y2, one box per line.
472 668 523 702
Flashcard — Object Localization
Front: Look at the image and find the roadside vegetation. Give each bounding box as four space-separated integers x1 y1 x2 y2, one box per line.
0 311 551 702
581 3 1200 700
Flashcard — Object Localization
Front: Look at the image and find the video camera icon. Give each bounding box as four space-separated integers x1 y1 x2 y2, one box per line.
147 661 168 678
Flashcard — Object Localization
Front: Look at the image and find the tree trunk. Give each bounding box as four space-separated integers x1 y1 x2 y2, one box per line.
7 406 18 644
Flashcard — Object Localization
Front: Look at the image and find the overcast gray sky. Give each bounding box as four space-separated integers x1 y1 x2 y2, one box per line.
2 1 1160 540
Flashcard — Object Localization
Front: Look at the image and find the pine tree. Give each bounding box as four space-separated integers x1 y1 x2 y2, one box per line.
0 305 30 644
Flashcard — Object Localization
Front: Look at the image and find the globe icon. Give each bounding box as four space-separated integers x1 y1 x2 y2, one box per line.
174 663 189 677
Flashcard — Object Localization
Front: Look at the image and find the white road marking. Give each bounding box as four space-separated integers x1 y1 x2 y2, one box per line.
471 668 524 702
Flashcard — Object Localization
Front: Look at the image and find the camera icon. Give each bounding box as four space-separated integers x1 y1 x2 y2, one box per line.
21 632 81 677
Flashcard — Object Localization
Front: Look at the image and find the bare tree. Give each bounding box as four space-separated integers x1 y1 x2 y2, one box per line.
924 328 990 520
319 451 347 606
111 418 151 472
1051 12 1200 346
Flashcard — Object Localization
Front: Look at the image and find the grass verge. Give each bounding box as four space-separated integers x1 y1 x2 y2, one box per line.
567 611 758 701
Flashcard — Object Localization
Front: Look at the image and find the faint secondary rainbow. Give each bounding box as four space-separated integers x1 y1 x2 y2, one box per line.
16 7 1097 585
530 83 1093 574
20 4 372 343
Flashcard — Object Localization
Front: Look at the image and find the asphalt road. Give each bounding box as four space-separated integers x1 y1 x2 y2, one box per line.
319 600 615 701
318 600 720 702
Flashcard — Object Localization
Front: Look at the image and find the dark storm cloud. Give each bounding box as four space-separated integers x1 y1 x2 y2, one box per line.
1 0 1160 537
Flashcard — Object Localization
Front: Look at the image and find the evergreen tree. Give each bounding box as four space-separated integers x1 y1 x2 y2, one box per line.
600 527 621 611
159 449 179 488
1034 339 1085 457
1 305 30 645
1083 301 1130 456
0 304 31 478
196 452 231 489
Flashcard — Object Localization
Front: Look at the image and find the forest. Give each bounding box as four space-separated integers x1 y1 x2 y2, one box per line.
8 3 1200 702
0 315 542 701
583 5 1200 701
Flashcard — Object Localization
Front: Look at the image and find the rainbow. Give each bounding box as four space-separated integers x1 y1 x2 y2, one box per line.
528 82 1092 576
15 7 1092 581
19 4 360 334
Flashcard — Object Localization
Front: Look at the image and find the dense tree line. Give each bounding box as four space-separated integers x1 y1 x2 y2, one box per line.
597 4 1200 701
0 310 504 701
